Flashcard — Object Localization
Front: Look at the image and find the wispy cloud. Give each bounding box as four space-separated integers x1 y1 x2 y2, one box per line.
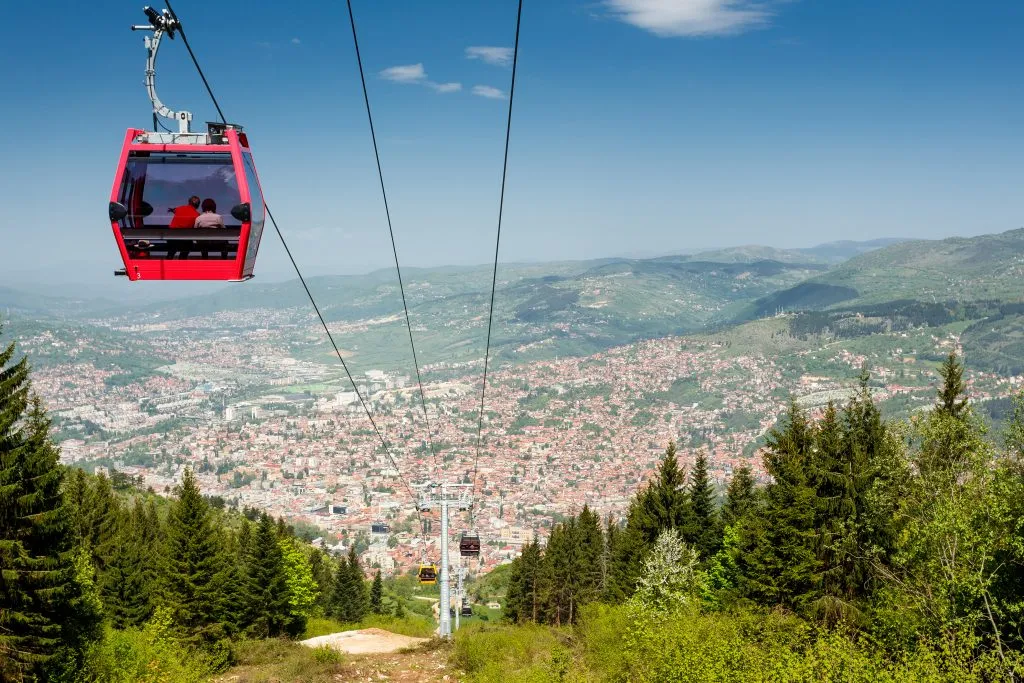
604 0 773 37
380 63 428 83
432 82 463 93
472 85 506 100
465 46 514 67
380 63 462 94
290 37 302 45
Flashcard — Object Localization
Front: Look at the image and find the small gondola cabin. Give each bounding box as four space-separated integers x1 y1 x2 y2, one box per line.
108 123 265 281
459 532 481 557
417 563 438 585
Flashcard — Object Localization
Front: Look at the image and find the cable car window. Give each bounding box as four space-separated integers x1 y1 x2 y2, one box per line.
118 152 240 227
116 152 241 260
241 152 264 266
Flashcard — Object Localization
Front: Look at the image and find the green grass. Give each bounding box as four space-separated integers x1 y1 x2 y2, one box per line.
451 623 570 682
228 639 346 682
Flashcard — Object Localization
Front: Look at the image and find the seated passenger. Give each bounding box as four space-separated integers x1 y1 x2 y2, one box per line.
169 196 201 228
194 198 227 259
194 198 225 229
167 195 200 259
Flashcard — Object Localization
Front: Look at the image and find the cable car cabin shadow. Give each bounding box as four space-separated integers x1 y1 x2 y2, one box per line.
108 124 265 281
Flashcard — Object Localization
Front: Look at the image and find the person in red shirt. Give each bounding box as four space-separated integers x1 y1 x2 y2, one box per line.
167 195 200 258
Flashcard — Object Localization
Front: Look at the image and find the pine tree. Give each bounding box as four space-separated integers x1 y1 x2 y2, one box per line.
85 473 120 576
686 450 721 559
573 506 605 617
738 400 819 611
328 554 355 622
162 468 226 645
100 501 152 628
615 442 691 598
214 527 250 635
245 513 291 638
0 361 101 681
346 545 368 623
936 351 968 420
370 570 384 614
808 401 860 623
721 465 756 529
0 331 102 678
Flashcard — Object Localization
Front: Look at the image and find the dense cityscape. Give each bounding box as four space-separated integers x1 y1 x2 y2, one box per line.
12 294 1022 578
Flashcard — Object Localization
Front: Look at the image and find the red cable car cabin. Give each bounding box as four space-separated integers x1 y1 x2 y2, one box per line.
108 123 265 281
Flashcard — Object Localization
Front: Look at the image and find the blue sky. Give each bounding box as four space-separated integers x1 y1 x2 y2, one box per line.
1 0 1023 291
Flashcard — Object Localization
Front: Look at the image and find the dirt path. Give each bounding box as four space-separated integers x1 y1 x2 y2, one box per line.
301 628 428 655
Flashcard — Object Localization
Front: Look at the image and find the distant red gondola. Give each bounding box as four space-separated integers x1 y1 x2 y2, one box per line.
108 7 265 281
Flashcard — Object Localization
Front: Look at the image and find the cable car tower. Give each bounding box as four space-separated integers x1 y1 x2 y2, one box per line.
415 482 472 638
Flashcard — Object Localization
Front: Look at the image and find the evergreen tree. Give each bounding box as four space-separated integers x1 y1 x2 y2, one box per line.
100 502 152 628
328 554 355 622
809 401 861 624
0 344 100 681
505 537 543 623
346 545 368 623
936 351 968 420
370 570 384 614
329 546 368 623
162 468 226 645
614 442 691 598
686 450 721 559
738 400 819 611
85 473 120 576
214 527 250 635
245 513 291 638
919 353 977 480
573 506 605 615
721 465 756 529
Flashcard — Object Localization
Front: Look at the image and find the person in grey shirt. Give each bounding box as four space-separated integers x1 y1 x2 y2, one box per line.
194 198 225 228
194 198 227 258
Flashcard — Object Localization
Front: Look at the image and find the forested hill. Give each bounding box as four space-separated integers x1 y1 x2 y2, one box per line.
754 227 1024 313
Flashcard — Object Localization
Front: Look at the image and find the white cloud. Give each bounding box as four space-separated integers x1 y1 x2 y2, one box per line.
472 85 506 100
291 37 302 45
380 63 428 83
465 46 514 67
380 64 461 94
431 82 463 93
604 0 772 37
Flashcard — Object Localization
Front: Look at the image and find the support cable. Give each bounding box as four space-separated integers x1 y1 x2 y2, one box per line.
161 0 423 518
164 0 227 125
470 0 523 524
345 0 442 483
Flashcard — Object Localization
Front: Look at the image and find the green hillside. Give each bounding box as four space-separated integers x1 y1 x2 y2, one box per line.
753 228 1024 313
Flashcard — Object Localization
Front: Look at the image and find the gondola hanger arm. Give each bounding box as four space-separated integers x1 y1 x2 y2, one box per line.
131 6 193 134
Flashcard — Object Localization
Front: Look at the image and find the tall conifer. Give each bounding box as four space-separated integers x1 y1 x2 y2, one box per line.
370 570 384 614
162 468 225 645
722 465 756 529
738 400 819 611
686 450 721 558
0 328 100 680
245 513 291 638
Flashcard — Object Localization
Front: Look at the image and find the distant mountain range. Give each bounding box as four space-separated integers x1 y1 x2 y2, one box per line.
7 233 1024 374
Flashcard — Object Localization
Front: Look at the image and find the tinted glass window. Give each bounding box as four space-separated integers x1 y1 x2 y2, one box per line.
117 152 240 228
241 153 265 270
